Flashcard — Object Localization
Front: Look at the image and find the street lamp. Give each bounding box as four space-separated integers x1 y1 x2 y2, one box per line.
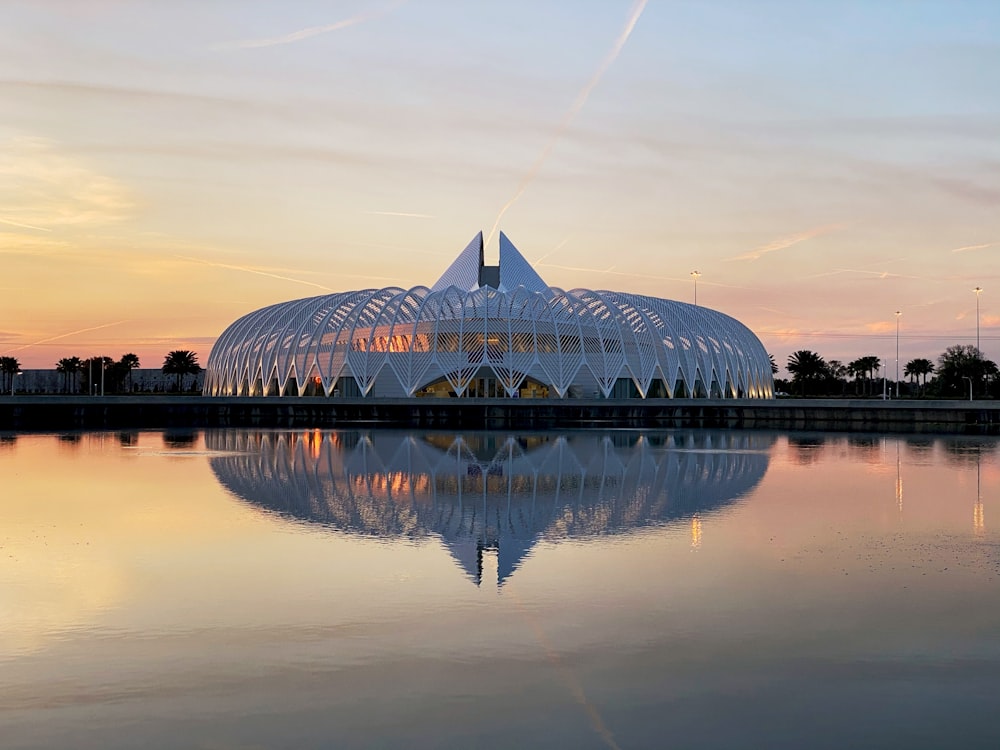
12 371 22 396
974 287 983 352
962 376 973 401
894 310 901 399
691 271 701 306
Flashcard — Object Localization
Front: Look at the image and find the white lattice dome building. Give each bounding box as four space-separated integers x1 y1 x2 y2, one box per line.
203 233 774 399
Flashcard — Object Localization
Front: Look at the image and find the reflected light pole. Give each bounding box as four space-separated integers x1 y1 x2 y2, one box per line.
894 311 901 399
691 271 701 306
974 287 982 351
974 452 984 535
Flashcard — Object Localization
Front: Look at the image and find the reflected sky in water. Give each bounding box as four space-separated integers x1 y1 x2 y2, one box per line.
1 429 999 750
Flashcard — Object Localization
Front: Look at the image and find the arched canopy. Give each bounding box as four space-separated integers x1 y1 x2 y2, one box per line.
204 234 774 399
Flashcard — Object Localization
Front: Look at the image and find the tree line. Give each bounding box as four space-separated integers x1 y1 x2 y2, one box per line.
779 345 999 398
1 350 201 394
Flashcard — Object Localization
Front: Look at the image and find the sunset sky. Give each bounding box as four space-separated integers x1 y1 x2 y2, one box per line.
1 0 998 374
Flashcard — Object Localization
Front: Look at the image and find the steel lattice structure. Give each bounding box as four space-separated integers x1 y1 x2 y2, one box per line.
207 429 774 584
204 233 774 399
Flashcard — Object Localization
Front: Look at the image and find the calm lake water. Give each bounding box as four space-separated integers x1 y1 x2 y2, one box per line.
1 429 999 749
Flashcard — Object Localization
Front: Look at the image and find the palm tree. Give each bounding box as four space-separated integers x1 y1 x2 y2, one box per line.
904 358 934 397
0 356 21 393
787 350 827 396
768 353 779 375
56 358 71 393
56 356 84 393
847 359 866 396
120 353 140 392
848 355 881 396
162 350 200 392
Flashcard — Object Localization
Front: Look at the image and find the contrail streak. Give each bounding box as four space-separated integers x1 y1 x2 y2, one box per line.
950 241 998 253
3 320 129 354
364 210 434 219
0 216 50 232
532 234 572 265
731 224 839 261
174 255 334 291
486 0 648 247
538 261 752 290
218 0 408 50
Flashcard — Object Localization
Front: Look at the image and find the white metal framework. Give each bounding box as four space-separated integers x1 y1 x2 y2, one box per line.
207 430 774 584
204 233 774 399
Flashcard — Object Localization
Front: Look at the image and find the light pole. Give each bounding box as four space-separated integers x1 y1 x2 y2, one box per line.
894 310 901 399
11 370 22 396
691 270 701 306
962 376 973 401
974 287 982 352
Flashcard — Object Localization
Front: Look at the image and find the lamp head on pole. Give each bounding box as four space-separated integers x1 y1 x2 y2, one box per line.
690 270 701 306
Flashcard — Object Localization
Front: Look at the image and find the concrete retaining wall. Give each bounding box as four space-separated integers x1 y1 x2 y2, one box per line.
2 396 999 434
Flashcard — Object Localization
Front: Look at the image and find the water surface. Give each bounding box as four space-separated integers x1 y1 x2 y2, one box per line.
1 429 998 749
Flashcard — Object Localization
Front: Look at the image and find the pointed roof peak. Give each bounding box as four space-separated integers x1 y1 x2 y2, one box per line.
430 231 551 296
429 232 483 293
498 232 550 295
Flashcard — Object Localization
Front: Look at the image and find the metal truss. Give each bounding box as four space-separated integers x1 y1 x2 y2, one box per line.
204 234 774 399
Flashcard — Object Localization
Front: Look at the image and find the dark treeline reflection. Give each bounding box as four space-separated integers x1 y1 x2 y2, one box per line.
208 430 773 585
784 432 1000 466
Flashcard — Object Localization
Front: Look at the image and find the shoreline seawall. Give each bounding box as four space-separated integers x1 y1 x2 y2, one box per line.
2 396 1000 434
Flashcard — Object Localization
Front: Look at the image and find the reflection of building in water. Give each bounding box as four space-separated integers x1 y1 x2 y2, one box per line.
208 430 773 585
690 515 703 549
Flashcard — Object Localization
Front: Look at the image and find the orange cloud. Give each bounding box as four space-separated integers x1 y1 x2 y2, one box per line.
865 321 895 334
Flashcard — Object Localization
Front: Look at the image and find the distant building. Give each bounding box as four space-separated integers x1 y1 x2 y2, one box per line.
204 233 774 399
14 368 203 395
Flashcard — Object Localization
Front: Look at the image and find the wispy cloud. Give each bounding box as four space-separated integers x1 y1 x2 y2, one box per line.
364 210 434 219
731 224 839 261
950 241 999 253
2 320 129 355
486 0 649 246
0 136 133 229
217 0 408 50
